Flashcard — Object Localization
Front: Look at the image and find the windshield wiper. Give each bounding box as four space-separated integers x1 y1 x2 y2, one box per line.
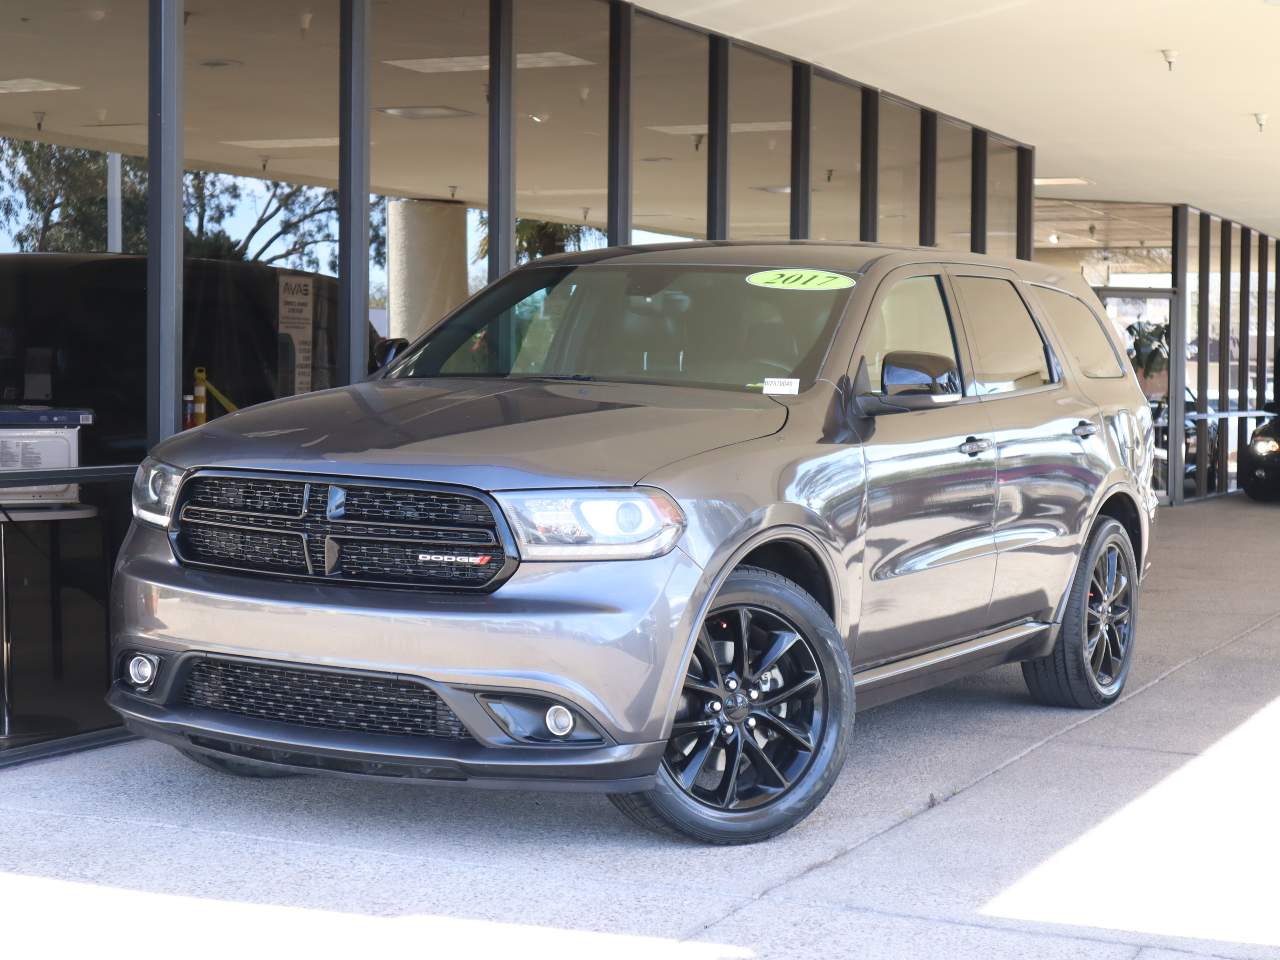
528 374 597 382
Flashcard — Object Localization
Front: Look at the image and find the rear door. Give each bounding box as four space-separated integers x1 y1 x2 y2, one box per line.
948 267 1104 626
853 266 998 667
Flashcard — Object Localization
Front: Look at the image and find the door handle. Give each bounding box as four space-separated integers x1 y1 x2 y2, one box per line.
958 437 994 457
1072 420 1099 438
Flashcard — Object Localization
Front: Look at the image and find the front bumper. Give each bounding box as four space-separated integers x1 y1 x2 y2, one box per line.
110 522 705 790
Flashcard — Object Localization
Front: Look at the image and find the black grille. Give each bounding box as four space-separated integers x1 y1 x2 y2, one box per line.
182 658 472 741
172 473 512 590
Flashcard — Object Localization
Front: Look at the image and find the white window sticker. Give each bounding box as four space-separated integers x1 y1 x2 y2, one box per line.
762 378 800 395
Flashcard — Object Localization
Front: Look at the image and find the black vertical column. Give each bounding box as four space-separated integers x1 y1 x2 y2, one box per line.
1016 145 1034 261
1218 219 1232 491
1195 213 1211 498
858 88 878 242
918 110 937 248
488 0 514 280
1260 238 1271 411
337 0 370 384
147 0 183 445
970 127 988 255
706 36 729 241
789 62 811 240
606 1 632 246
1239 228 1253 463
1169 204 1189 504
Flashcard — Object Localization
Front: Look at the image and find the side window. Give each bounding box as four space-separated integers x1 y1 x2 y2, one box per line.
953 276 1054 396
859 275 963 396
1035 287 1125 378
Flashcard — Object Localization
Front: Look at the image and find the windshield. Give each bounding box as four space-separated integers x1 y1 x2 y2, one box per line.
387 264 855 394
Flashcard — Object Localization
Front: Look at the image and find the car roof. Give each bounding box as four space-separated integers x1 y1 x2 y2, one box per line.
526 240 1096 298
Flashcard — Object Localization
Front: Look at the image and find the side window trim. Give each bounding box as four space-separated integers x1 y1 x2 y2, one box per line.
848 265 977 401
946 266 1064 399
1028 282 1128 380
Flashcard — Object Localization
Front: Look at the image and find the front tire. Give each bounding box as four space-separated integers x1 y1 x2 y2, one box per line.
1022 517 1137 709
610 566 854 844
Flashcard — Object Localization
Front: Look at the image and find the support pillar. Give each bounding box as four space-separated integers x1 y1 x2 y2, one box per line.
387 199 470 340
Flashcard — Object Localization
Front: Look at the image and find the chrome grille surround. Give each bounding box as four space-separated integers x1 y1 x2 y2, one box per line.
170 471 518 591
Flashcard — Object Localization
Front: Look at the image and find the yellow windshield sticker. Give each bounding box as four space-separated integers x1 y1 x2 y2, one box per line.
745 269 855 291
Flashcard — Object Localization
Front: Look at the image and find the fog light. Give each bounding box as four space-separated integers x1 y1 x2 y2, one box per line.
127 654 157 688
545 704 575 737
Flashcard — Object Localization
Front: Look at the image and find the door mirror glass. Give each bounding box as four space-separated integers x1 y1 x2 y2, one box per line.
372 337 410 371
882 351 962 397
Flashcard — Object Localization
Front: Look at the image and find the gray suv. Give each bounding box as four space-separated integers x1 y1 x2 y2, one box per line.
110 243 1157 844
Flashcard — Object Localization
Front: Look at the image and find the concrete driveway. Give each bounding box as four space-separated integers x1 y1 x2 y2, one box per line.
2 496 1278 959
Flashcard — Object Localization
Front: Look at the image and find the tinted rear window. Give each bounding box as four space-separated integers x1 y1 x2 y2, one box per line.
1035 287 1125 378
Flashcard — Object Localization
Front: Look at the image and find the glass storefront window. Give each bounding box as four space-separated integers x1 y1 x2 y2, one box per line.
987 138 1018 259
936 118 970 252
878 96 919 245
728 46 790 240
514 0 609 258
0 2 148 752
372 1 489 342
810 76 860 241
632 14 707 244
1034 200 1173 288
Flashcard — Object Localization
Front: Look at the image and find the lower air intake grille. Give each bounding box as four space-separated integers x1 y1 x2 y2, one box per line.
181 658 472 741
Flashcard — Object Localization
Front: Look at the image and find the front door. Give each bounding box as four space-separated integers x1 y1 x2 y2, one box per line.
853 267 998 669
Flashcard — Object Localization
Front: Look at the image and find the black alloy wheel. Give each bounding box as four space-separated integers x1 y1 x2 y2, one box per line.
609 566 853 844
1084 541 1132 689
1022 517 1138 709
666 604 825 811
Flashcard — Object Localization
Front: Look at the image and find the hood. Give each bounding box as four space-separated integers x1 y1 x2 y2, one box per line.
154 377 788 489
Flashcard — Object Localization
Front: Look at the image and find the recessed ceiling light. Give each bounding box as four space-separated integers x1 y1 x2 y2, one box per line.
1048 232 1060 244
378 105 475 120
753 185 791 194
221 137 339 149
1034 177 1092 187
527 113 547 123
0 78 80 94
639 156 673 163
198 58 243 69
385 51 594 74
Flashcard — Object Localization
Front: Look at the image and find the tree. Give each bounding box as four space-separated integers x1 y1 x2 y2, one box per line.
473 212 605 264
0 136 386 276
0 138 147 253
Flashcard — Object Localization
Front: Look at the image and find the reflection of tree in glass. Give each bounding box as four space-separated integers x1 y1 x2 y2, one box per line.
473 212 606 263
0 138 386 275
0 138 147 252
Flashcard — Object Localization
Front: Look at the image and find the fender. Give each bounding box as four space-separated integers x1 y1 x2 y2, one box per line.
657 521 856 739
1049 475 1147 627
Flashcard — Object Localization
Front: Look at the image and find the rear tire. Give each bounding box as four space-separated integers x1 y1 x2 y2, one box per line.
178 747 300 779
609 566 853 844
1022 517 1137 709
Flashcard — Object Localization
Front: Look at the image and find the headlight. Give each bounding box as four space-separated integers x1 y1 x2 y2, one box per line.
131 457 185 527
494 487 685 560
1252 436 1280 457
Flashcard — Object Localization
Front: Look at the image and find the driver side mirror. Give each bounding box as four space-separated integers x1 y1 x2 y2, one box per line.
848 353 962 418
371 337 410 371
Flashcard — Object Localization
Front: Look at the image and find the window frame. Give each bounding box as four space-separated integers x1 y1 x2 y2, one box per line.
848 264 979 402
1028 283 1128 381
946 265 1063 400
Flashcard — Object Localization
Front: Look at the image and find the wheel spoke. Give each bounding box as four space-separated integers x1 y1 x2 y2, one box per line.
1104 547 1119 598
1110 605 1131 624
672 717 717 734
683 677 720 699
755 710 814 752
760 671 820 708
695 627 724 690
735 608 752 679
677 732 719 791
1110 573 1129 604
1107 623 1126 663
1090 626 1107 672
752 630 800 683
716 733 744 808
742 735 789 789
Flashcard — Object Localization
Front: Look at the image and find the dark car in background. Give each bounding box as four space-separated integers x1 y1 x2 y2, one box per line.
1242 403 1280 500
0 253 378 465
